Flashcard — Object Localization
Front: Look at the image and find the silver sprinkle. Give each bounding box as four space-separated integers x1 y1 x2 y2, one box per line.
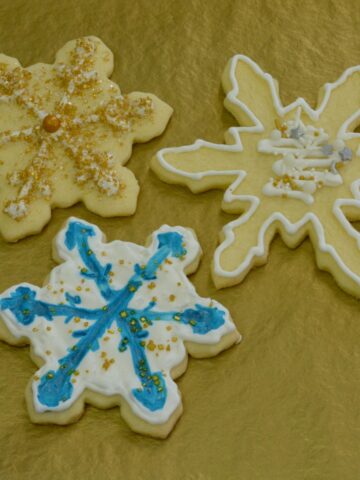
339 147 352 162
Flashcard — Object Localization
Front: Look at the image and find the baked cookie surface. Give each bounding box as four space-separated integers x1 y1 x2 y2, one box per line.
0 217 240 438
0 36 172 242
152 55 360 295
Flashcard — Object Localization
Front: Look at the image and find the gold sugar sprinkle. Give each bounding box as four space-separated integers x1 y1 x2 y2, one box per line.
102 358 115 371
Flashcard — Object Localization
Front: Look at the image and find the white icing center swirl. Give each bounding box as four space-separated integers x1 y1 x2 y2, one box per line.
258 108 353 204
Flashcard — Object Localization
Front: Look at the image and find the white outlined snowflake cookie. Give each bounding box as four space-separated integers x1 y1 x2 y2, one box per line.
0 218 240 438
152 56 360 295
0 36 172 242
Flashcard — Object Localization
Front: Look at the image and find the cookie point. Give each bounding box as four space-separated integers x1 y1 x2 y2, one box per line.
42 114 61 133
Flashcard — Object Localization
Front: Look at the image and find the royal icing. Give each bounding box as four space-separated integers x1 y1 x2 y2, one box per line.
0 218 239 427
153 55 360 294
259 107 352 204
0 36 172 240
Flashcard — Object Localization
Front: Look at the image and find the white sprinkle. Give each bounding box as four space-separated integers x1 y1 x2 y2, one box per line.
68 81 75 94
19 178 33 198
4 200 28 219
97 178 119 196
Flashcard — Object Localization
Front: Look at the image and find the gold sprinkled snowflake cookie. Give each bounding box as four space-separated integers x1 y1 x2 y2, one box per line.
0 36 172 242
152 56 360 296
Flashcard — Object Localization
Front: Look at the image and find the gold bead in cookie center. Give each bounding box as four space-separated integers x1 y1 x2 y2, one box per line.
42 114 61 133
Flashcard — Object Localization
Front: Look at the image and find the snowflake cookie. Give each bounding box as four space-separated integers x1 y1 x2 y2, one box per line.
0 218 240 438
152 55 360 296
0 36 172 242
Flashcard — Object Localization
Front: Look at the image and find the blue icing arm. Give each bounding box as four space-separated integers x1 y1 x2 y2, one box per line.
65 220 95 250
0 286 101 325
38 308 114 407
132 373 166 412
116 316 166 411
129 233 186 285
141 304 226 335
0 287 38 325
157 232 186 258
64 220 115 301
137 232 187 281
180 304 225 334
38 368 74 408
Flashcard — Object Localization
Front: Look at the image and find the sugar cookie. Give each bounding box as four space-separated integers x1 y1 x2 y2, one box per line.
0 36 172 241
0 218 240 438
152 55 360 295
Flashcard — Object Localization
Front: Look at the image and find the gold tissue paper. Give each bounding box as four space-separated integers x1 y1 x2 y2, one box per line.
0 1 359 478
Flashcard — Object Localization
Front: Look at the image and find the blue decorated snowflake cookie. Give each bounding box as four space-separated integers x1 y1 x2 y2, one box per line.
0 218 240 437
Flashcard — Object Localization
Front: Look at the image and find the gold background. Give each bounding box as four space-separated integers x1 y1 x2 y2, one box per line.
0 1 360 478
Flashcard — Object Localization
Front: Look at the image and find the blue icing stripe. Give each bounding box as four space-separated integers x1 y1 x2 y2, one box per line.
137 304 225 334
65 221 115 301
116 316 166 411
180 305 225 334
0 287 37 325
1 286 100 325
0 221 228 413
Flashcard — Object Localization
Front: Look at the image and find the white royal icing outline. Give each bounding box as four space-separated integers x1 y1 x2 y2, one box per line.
155 55 360 285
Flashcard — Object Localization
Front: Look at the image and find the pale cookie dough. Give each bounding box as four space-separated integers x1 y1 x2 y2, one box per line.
0 36 172 242
152 55 360 296
0 217 240 438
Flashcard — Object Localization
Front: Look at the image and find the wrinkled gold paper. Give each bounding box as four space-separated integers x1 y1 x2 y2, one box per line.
0 0 360 478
